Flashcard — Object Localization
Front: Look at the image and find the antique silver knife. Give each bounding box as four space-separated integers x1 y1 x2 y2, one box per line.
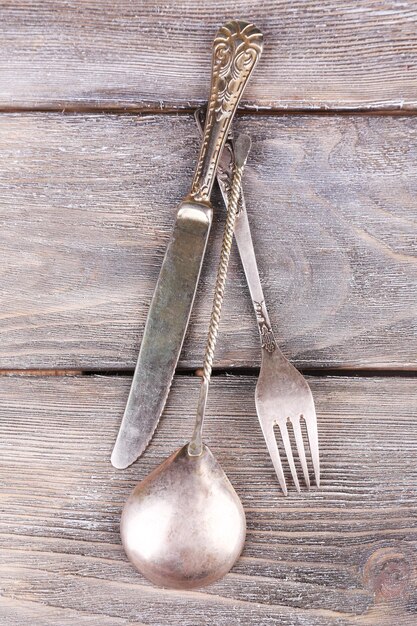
111 21 263 469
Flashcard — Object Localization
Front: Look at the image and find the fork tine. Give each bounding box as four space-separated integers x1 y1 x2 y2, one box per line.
304 407 320 487
278 421 300 493
260 423 288 496
291 417 310 489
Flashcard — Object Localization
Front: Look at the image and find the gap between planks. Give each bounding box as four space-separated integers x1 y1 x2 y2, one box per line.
0 368 417 378
2 106 417 116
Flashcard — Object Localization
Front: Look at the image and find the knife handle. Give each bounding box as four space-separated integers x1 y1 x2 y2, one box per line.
189 20 263 203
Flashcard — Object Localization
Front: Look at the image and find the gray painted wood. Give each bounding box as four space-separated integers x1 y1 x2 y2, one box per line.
0 374 416 625
1 1 417 111
0 113 416 370
1 4 416 625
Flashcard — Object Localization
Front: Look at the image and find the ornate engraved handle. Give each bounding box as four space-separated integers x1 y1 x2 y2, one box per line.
189 20 263 203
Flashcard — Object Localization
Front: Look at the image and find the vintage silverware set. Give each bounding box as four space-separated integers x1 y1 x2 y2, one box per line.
111 20 320 589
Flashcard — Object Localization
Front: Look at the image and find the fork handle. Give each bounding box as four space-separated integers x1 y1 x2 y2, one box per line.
232 184 277 354
217 133 280 354
195 109 278 355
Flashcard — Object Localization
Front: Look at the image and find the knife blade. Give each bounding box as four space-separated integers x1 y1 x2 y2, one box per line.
111 20 263 469
111 202 211 468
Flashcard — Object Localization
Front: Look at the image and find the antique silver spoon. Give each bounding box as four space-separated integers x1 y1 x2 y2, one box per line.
120 134 252 589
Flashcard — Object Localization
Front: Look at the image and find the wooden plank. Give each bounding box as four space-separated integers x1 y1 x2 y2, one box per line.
1 113 416 370
1 1 417 111
0 374 416 625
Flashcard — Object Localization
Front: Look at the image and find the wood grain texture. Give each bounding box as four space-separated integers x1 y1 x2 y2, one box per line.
1 1 417 111
0 374 416 625
0 113 416 370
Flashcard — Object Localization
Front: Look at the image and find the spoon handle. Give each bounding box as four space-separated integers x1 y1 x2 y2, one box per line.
189 135 252 457
188 21 263 203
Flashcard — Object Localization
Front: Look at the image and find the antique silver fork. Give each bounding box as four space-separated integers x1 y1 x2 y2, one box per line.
196 111 320 495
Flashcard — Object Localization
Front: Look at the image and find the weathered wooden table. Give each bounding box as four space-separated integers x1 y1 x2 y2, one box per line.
1 3 416 625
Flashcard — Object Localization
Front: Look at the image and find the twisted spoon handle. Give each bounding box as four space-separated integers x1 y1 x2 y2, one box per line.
189 135 252 457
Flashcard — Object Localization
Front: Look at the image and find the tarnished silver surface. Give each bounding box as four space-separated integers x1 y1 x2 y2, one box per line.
111 21 263 469
195 110 320 495
121 444 246 589
223 134 320 495
111 202 211 469
120 130 251 590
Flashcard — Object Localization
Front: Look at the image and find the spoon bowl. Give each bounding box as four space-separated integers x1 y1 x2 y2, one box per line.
121 443 246 589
